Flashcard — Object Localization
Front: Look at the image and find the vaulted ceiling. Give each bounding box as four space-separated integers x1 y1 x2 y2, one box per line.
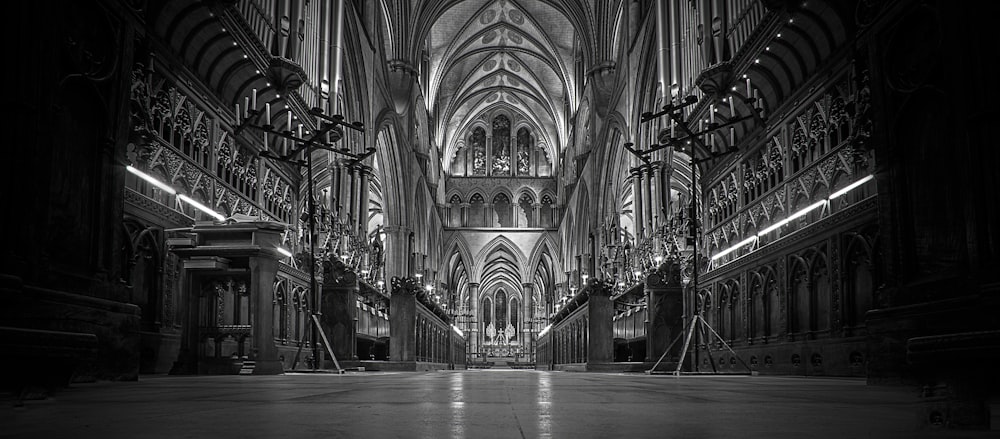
425 0 581 173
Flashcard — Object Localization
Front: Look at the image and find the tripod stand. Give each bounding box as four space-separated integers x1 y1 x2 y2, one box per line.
646 312 754 375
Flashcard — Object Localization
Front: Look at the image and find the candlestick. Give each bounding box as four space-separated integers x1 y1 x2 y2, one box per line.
251 89 257 110
244 97 250 118
710 104 715 123
730 126 736 145
297 125 303 139
745 77 751 96
287 111 292 131
263 131 268 151
235 103 241 125
265 103 271 125
753 89 760 110
728 96 735 116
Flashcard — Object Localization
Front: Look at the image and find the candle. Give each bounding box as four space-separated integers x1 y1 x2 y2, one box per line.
251 88 257 110
753 89 760 110
670 120 675 138
244 97 249 117
297 124 303 139
265 103 271 125
263 131 268 151
710 104 715 123
287 111 292 132
235 103 240 125
730 126 736 144
745 77 751 96
728 96 735 116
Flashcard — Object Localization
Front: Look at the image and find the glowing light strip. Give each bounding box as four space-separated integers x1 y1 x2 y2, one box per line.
178 194 226 221
126 166 176 194
711 236 757 260
829 174 874 199
711 175 874 261
451 324 464 337
538 324 552 337
276 247 293 258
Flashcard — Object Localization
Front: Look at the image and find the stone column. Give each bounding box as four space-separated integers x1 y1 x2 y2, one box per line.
532 203 542 228
468 282 480 355
358 165 371 236
631 169 644 237
330 161 343 220
645 261 684 364
485 203 495 227
382 226 411 282
522 282 534 357
643 165 654 236
347 165 359 230
651 165 663 229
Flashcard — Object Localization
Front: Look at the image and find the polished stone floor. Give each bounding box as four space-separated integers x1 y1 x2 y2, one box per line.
1 370 993 438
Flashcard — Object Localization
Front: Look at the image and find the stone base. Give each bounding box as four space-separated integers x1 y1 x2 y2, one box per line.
251 360 285 375
355 361 452 371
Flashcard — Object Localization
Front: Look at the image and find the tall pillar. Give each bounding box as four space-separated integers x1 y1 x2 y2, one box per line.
522 282 534 357
347 165 359 230
631 169 645 238
651 165 663 229
468 282 480 355
330 161 342 221
643 165 654 236
382 226 411 282
358 165 371 235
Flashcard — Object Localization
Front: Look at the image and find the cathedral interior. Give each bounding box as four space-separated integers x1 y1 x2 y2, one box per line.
2 0 999 435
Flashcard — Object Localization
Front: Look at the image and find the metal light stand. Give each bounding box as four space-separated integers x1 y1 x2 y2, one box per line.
629 90 764 374
236 105 368 373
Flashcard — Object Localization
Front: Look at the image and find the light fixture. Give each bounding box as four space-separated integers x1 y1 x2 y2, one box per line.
276 247 293 258
654 255 664 263
126 166 176 194
452 324 464 337
633 270 642 277
712 175 873 261
177 194 226 221
414 273 423 278
426 285 434 292
829 174 873 199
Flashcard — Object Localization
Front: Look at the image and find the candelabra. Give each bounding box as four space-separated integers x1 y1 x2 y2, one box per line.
627 82 765 372
235 92 368 370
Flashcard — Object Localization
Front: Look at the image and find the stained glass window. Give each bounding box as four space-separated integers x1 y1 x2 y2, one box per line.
471 127 486 175
517 127 531 175
492 115 511 175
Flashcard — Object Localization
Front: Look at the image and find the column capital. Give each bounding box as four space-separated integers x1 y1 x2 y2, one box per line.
521 282 534 289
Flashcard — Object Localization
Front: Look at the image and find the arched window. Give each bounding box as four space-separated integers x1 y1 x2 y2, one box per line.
469 193 485 227
471 127 487 175
540 194 554 228
482 296 493 334
495 290 507 328
510 297 519 341
492 115 511 175
517 193 533 228
517 127 531 175
494 193 511 227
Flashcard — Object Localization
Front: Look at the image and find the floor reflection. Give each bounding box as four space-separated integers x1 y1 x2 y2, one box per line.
450 372 465 439
536 371 552 438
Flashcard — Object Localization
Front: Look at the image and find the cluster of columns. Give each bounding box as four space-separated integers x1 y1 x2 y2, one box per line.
329 160 372 238
630 162 673 239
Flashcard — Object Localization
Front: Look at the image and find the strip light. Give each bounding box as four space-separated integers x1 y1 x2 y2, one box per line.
276 247 293 258
538 324 552 337
178 194 226 221
711 175 874 261
451 324 464 337
830 174 874 199
127 166 176 194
